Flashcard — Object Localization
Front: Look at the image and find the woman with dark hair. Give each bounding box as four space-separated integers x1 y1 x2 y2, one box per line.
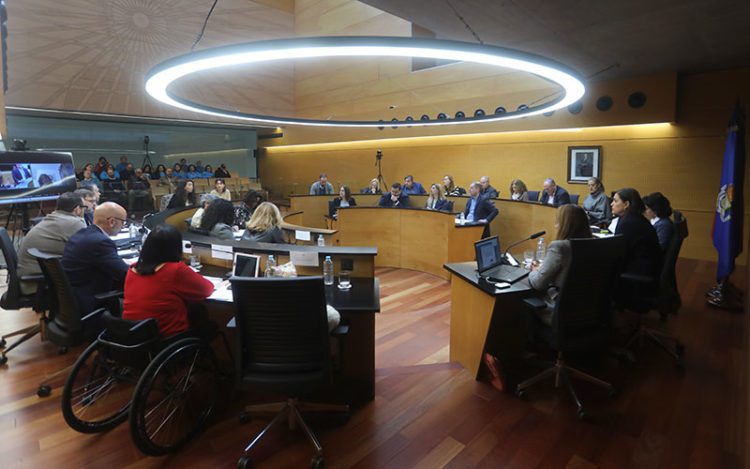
611 187 662 278
643 192 674 250
528 204 592 325
154 164 167 180
210 178 232 201
234 189 265 227
173 163 186 178
142 164 153 179
93 157 108 176
214 164 231 178
202 164 214 179
583 177 611 224
200 198 236 240
167 180 196 209
442 174 466 196
509 179 529 201
122 224 213 337
186 164 201 180
329 185 357 219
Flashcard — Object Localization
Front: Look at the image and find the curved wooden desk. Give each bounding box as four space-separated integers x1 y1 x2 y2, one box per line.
336 207 484 280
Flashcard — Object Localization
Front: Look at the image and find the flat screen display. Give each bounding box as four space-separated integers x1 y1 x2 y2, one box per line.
0 151 77 205
474 236 502 273
233 252 260 278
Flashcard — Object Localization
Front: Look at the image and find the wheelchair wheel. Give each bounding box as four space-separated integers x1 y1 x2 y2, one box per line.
61 341 140 433
129 338 218 456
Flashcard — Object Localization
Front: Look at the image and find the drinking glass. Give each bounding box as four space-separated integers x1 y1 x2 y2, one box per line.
338 270 352 290
523 250 534 269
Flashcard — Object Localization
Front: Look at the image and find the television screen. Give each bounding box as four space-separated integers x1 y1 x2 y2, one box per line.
0 151 77 205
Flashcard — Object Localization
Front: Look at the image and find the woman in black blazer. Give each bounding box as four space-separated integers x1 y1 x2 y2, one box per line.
643 192 675 251
425 183 450 211
329 185 356 219
611 187 662 279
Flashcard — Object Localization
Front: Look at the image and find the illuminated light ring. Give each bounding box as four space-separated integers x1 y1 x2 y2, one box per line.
145 36 585 128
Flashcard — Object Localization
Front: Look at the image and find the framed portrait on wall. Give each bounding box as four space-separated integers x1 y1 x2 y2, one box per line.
567 146 602 183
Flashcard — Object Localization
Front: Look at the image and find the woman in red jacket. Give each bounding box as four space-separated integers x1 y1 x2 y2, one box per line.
123 224 214 337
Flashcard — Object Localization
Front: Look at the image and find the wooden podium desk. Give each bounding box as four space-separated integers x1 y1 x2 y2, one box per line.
444 262 534 379
337 207 485 280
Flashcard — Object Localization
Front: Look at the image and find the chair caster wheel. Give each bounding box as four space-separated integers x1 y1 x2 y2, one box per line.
58 346 67 355
237 455 253 469
37 384 52 397
0 338 6 348
0 354 7 366
239 411 251 424
515 389 526 399
577 409 587 421
311 455 324 469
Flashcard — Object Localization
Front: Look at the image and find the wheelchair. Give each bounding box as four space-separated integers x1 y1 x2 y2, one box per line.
61 311 228 456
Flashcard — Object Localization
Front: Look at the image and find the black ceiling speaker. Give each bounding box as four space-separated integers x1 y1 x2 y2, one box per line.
405 116 414 122
390 118 399 129
455 111 465 119
420 114 430 121
437 112 447 120
474 109 485 117
494 106 506 114
596 95 613 111
378 119 385 130
517 104 529 111
568 102 583 114
628 91 647 108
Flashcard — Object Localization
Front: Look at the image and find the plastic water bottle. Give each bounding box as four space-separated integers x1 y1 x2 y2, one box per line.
535 237 546 262
265 255 276 277
459 212 465 225
323 256 334 285
129 222 138 239
317 235 325 247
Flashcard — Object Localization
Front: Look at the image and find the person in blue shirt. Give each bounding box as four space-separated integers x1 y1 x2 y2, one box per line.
402 175 426 196
99 164 120 181
79 165 102 190
173 163 187 179
115 156 129 175
195 160 205 172
186 164 201 179
462 181 499 223
642 192 675 251
201 164 214 178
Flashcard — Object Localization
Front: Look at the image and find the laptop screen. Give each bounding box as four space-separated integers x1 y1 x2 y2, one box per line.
233 252 260 277
474 236 502 273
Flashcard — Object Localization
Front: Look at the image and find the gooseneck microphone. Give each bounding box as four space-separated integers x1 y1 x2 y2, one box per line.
502 230 546 260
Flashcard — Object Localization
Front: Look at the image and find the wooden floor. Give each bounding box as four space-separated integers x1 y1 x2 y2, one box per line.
0 261 746 468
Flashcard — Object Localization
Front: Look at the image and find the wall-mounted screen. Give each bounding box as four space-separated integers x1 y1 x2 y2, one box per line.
0 151 76 205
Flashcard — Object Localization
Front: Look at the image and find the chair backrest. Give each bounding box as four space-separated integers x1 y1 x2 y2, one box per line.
527 190 540 202
28 248 84 334
570 194 580 205
658 211 688 313
99 312 161 365
552 236 627 351
159 193 174 211
230 276 331 388
327 200 336 218
0 227 22 306
445 200 454 212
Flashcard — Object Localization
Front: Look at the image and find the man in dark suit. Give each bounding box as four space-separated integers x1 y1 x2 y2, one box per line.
463 181 499 223
540 178 571 206
62 202 129 315
378 182 410 208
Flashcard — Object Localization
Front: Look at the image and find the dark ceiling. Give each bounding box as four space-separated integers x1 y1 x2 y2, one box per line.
360 0 750 81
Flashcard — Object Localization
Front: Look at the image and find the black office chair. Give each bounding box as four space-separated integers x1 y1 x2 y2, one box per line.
231 276 349 469
445 200 455 212
0 227 47 365
28 248 120 396
570 194 580 205
516 236 626 419
621 211 688 366
527 190 540 202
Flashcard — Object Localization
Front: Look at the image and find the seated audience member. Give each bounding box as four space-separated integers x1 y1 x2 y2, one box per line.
611 187 662 278
214 163 231 178
330 185 357 219
210 178 232 201
509 179 530 201
123 224 214 337
402 175 426 196
479 176 499 199
99 164 120 181
528 205 592 325
583 177 611 225
242 202 287 243
166 180 196 209
115 156 129 175
425 183 450 211
462 181 499 223
74 188 97 226
62 202 129 314
159 167 177 190
38 174 54 187
93 157 109 176
191 194 219 229
173 163 186 178
101 166 127 206
153 164 167 180
142 165 153 179
361 178 382 194
79 164 102 191
540 178 572 206
202 164 214 178
186 164 201 180
643 192 675 250
120 163 135 181
310 173 334 195
378 182 410 208
443 174 466 196
179 158 188 167
200 198 236 241
234 189 265 227
195 160 204 172
127 168 152 212
18 192 87 294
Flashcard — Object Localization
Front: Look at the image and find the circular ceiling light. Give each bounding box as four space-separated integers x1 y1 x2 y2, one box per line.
145 36 585 128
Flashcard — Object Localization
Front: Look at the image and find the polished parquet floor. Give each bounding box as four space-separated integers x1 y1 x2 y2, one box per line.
0 260 746 468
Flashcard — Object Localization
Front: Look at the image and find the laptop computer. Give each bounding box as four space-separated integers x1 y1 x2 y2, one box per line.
474 236 529 284
233 252 260 278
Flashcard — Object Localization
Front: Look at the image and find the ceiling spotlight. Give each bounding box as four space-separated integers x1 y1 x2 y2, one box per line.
517 104 529 111
495 106 506 114
405 116 414 122
455 111 465 119
391 118 399 129
420 114 430 121
378 119 385 130
437 113 447 120
474 109 485 117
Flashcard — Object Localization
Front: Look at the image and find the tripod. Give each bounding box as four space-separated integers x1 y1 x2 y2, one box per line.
375 150 386 191
141 136 154 169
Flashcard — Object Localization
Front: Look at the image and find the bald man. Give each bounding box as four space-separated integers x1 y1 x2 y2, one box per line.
62 202 129 314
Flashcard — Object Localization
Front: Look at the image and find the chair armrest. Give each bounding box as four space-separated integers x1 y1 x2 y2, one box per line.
620 273 655 285
82 307 108 322
523 297 547 311
129 318 158 333
331 325 349 336
94 290 124 302
20 274 45 283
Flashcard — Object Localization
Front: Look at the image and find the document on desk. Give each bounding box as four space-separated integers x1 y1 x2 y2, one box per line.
295 230 311 241
117 248 138 258
111 232 131 241
290 250 319 267
205 276 233 302
211 244 233 260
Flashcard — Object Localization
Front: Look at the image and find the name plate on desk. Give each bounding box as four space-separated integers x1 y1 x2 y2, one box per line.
295 230 311 241
290 250 319 267
211 244 233 260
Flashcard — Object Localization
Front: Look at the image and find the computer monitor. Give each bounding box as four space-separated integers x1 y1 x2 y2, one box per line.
474 236 502 273
0 151 77 205
233 252 260 277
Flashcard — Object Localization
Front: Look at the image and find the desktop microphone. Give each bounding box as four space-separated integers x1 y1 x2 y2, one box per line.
502 230 546 262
